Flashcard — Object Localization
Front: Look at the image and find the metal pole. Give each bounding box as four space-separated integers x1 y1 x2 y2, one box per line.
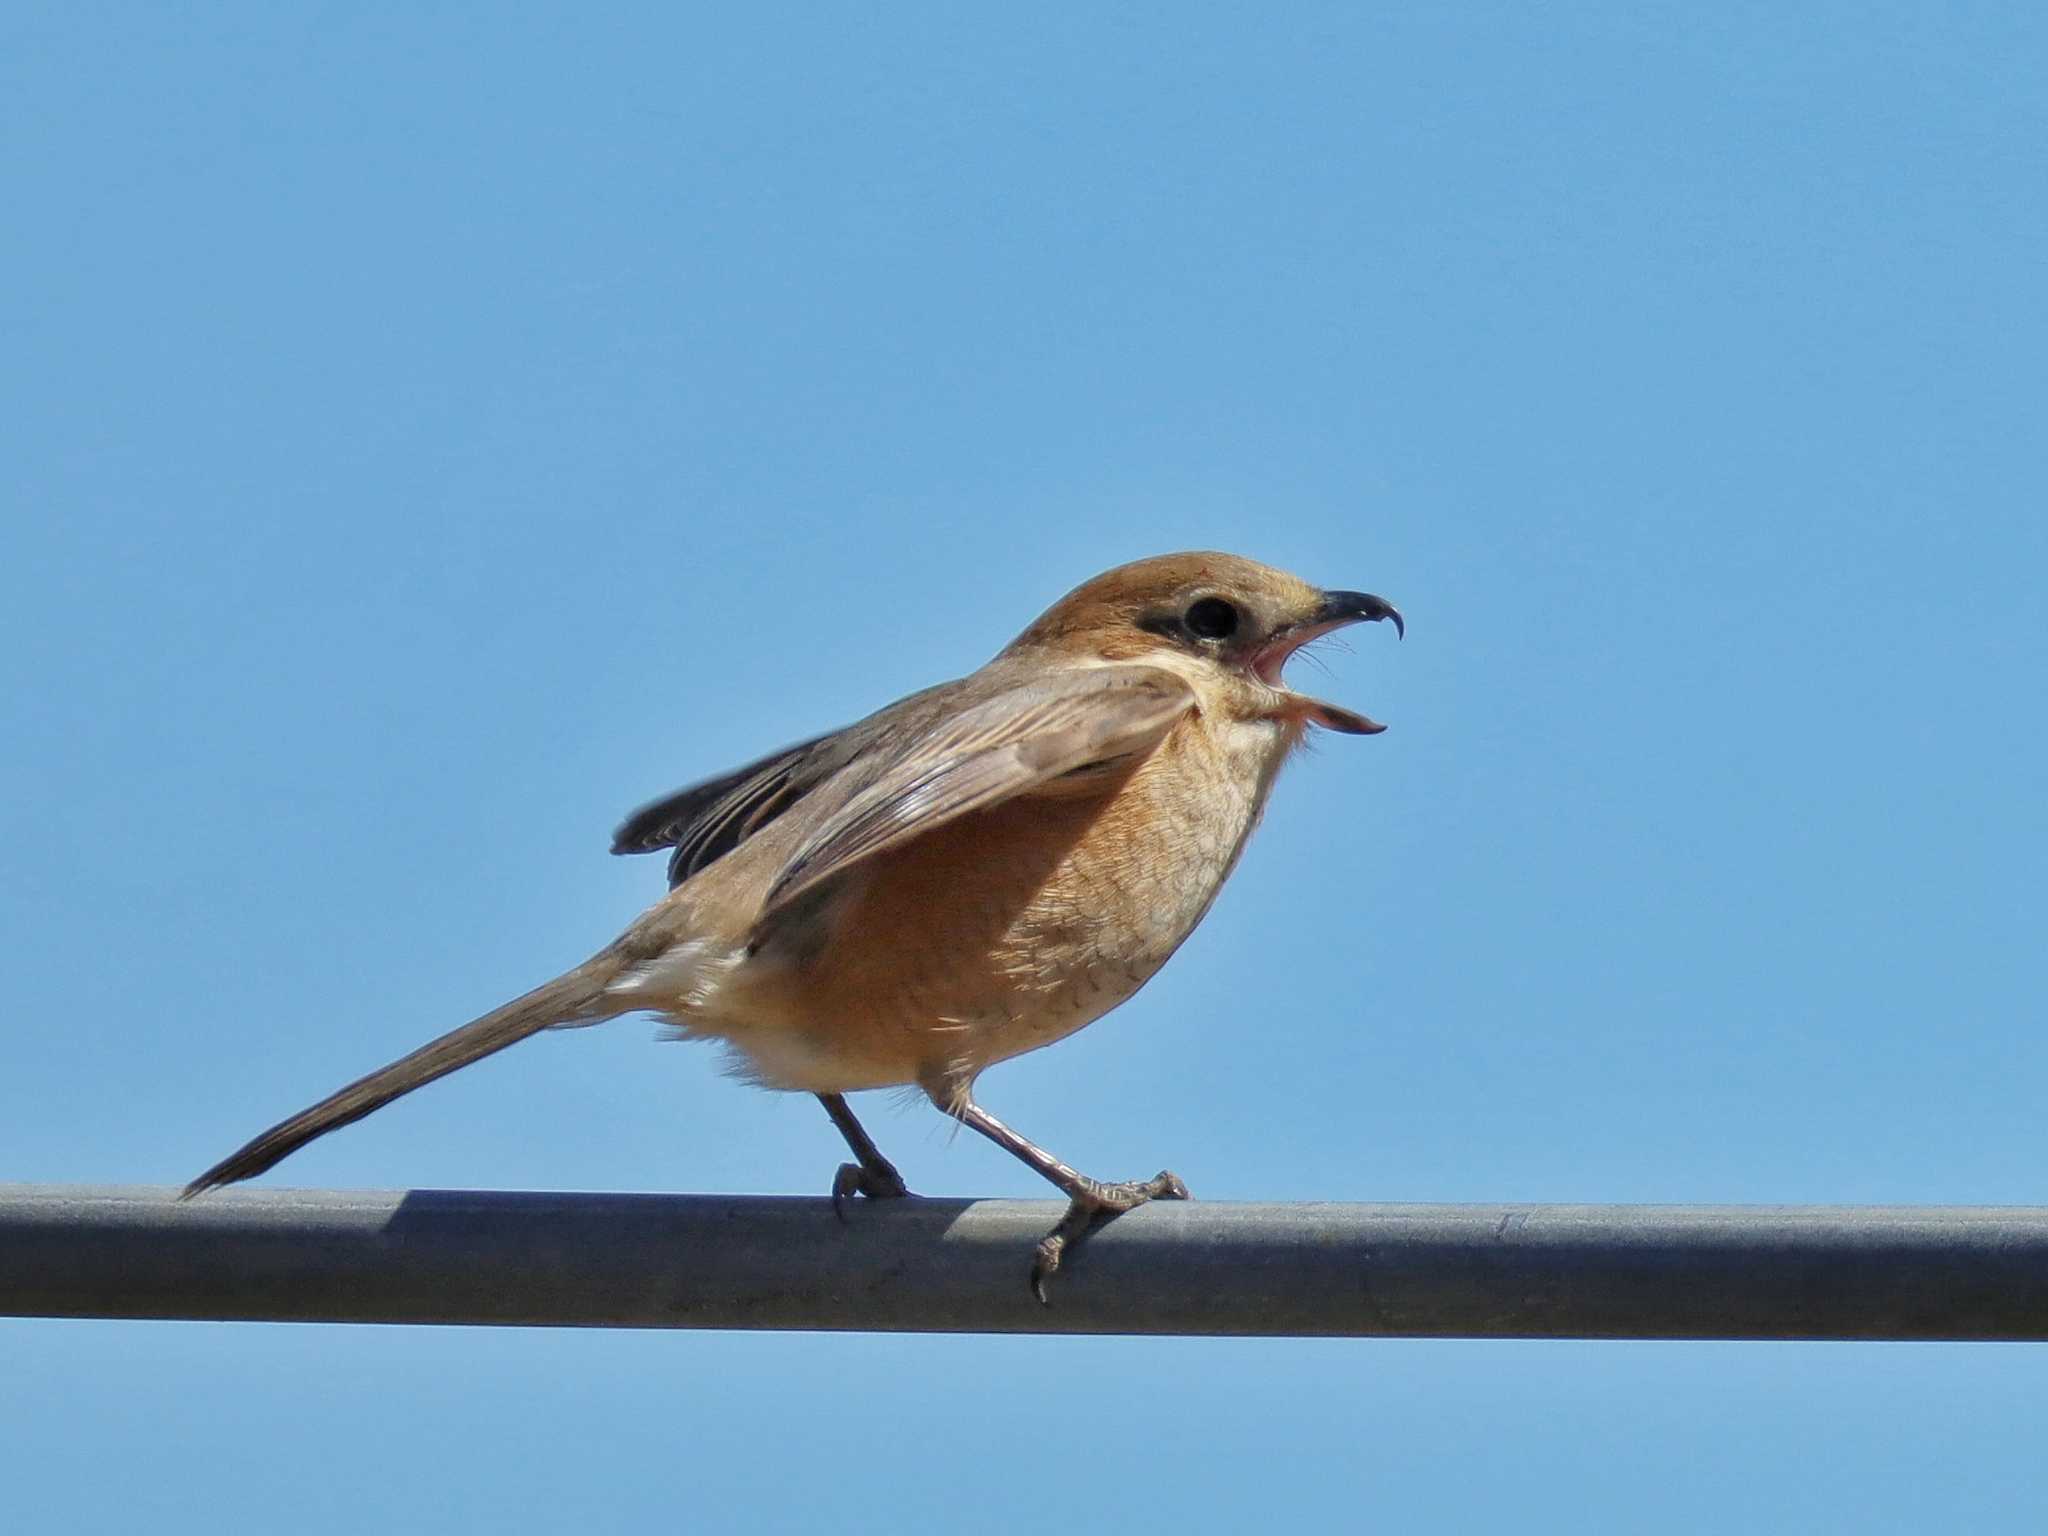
5 1184 2047 1339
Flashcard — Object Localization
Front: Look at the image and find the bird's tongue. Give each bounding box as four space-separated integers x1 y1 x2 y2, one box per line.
1256 625 1386 736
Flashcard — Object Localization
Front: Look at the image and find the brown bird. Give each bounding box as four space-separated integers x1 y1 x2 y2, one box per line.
184 551 1402 1294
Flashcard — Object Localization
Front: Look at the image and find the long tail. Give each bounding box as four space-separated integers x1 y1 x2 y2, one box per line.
182 955 624 1198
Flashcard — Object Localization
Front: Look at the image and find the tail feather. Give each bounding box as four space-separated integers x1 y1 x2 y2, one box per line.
181 957 623 1198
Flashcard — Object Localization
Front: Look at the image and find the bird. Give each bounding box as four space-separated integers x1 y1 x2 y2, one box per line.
183 551 1403 1295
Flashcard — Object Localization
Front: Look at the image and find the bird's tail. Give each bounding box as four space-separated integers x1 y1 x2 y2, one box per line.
181 954 626 1198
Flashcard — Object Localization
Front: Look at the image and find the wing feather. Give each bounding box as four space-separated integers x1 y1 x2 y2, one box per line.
610 734 834 887
757 664 1194 920
609 680 968 888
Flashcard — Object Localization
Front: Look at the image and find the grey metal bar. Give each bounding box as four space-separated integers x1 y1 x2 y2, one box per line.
5 1184 2047 1339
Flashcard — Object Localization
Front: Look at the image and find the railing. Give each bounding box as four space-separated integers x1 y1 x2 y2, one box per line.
6 1185 2045 1338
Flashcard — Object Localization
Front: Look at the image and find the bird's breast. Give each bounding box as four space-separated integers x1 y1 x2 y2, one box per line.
691 709 1299 1093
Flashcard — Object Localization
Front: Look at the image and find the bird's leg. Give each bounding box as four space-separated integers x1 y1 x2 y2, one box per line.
941 1094 1190 1302
818 1092 913 1216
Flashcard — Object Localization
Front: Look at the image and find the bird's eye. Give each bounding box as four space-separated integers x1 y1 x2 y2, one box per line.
1184 597 1240 641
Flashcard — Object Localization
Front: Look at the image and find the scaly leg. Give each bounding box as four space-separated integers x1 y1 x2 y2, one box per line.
818 1092 913 1217
939 1093 1189 1301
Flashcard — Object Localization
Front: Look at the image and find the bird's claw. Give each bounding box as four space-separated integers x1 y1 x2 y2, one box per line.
1029 1169 1190 1303
831 1159 914 1222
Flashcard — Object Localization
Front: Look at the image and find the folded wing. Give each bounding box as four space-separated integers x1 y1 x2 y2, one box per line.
757 664 1194 923
611 682 966 887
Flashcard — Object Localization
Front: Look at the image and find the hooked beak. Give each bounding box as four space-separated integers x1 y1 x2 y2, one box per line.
1253 588 1404 736
1314 590 1404 640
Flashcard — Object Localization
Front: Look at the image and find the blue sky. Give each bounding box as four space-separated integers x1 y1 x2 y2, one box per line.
4 2 2045 1529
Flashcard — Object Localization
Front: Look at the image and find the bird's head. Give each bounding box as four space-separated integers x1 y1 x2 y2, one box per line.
1006 551 1403 734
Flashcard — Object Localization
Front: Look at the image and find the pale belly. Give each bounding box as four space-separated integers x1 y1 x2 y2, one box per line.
681 714 1295 1096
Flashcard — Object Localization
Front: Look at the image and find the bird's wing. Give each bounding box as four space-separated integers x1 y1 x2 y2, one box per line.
611 732 836 888
757 663 1195 922
610 681 969 888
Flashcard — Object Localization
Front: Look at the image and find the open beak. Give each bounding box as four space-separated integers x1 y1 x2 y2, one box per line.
1253 589 1404 735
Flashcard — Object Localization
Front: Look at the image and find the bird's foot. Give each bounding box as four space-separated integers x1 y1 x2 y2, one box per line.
831 1157 914 1220
1030 1169 1190 1303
